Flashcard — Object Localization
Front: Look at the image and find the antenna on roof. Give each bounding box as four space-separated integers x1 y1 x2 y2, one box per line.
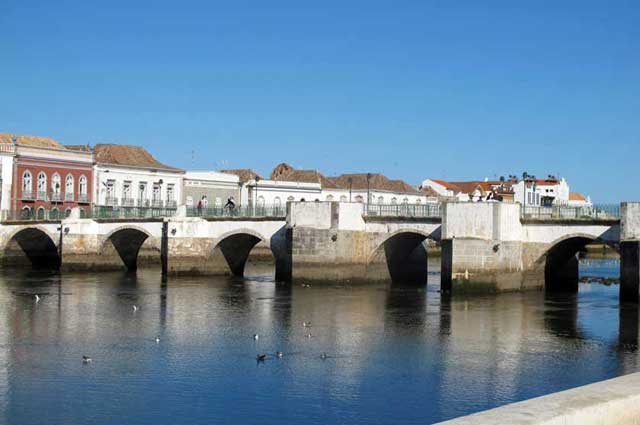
191 150 195 167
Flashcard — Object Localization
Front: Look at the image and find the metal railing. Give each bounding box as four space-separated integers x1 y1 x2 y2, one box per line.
166 200 177 208
137 199 150 207
37 191 47 201
522 204 620 220
187 205 286 218
121 197 135 207
21 190 34 201
78 193 90 203
364 203 442 218
86 206 178 220
151 199 164 208
50 192 63 202
105 197 118 206
65 192 74 202
1 209 61 222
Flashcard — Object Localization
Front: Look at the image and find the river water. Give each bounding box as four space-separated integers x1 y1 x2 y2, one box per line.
0 258 633 424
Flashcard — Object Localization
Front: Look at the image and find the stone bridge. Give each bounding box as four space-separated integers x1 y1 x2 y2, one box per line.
0 202 638 301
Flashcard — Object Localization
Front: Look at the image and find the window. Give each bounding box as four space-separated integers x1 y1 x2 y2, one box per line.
65 208 72 218
536 193 540 205
287 196 295 202
166 184 175 201
528 192 532 204
123 181 132 199
22 170 32 192
51 173 61 193
139 182 147 200
79 175 88 195
403 198 409 204
50 208 59 219
215 197 221 207
152 183 161 201
258 196 265 206
416 198 422 204
21 206 32 219
65 174 74 194
378 196 384 204
37 207 45 220
37 172 47 193
391 197 397 204
340 195 347 202
186 196 194 207
274 197 282 207
106 179 115 198
355 195 364 203
325 195 334 201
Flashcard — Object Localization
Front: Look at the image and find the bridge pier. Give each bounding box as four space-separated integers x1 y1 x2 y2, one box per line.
621 203 640 302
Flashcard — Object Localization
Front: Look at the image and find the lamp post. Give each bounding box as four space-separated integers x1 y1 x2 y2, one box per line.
254 176 261 214
366 173 371 205
348 177 353 202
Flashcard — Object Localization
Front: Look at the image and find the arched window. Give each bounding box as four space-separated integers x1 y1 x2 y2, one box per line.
377 196 384 204
79 175 88 194
355 195 364 203
37 172 47 196
65 208 72 218
326 195 334 201
340 195 347 202
22 170 32 193
186 196 193 207
21 206 32 219
403 198 409 204
391 197 397 204
65 174 74 196
416 198 422 204
79 208 86 218
50 208 59 219
37 207 45 220
287 196 295 202
257 196 265 206
274 197 281 207
51 173 61 193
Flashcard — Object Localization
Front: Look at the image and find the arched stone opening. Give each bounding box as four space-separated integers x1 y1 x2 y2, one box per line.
103 228 153 271
5 228 60 269
544 235 619 293
213 232 265 277
372 231 433 284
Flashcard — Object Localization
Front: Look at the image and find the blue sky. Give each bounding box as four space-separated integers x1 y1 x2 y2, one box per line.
1 1 638 202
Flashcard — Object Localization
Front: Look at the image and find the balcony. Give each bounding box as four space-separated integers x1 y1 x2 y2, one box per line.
21 190 34 201
121 197 135 207
138 199 150 208
151 199 164 208
37 191 47 201
165 200 177 208
105 197 118 207
65 192 74 202
78 193 90 203
50 192 63 202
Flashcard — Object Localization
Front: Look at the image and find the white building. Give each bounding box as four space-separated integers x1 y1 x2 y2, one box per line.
93 144 184 208
224 163 436 207
511 177 570 207
183 171 241 208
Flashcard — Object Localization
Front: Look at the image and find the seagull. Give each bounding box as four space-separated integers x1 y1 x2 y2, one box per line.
320 353 328 360
34 294 40 303
253 334 259 340
82 356 92 364
256 354 267 362
306 333 313 339
276 351 284 358
133 305 138 312
155 336 160 343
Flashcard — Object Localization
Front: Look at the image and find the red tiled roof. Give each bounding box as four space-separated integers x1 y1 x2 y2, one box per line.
569 192 586 201
94 144 183 172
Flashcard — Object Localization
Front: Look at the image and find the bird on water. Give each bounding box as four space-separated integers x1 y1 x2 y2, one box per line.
276 351 284 358
133 305 138 312
82 356 92 364
34 294 40 303
155 336 160 343
256 354 267 362
253 334 259 340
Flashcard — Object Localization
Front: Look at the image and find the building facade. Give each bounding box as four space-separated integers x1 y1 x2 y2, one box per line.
0 133 94 218
93 144 184 209
183 171 241 208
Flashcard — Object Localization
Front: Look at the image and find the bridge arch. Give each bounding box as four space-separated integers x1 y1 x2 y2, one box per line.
2 226 60 269
536 232 619 292
211 228 270 277
101 226 155 271
369 229 439 284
